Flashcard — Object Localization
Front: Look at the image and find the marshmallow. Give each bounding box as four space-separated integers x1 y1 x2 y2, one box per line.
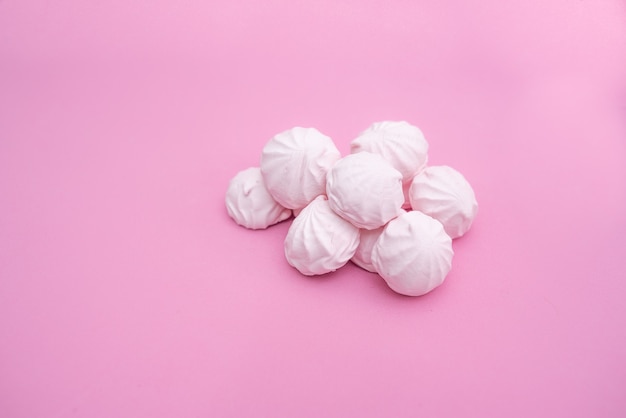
260 127 341 210
351 209 407 272
350 121 428 183
351 227 384 273
225 167 292 229
326 152 404 230
372 211 453 296
284 196 360 276
408 165 478 239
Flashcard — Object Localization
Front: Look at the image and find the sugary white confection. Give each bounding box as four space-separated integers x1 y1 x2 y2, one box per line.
408 165 478 239
351 226 384 273
284 196 360 276
351 209 407 273
350 121 429 184
260 127 341 210
326 152 404 230
372 211 453 296
225 167 292 229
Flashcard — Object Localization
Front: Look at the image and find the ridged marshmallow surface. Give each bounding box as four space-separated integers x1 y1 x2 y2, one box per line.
260 127 341 210
408 165 478 238
350 121 429 183
284 196 360 276
351 209 407 272
372 211 453 296
225 167 292 229
351 226 384 273
326 152 404 230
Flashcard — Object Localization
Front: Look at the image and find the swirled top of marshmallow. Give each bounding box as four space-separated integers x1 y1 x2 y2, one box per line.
260 127 341 210
327 152 404 230
350 121 428 183
409 165 478 239
284 196 360 276
225 167 292 230
372 211 453 296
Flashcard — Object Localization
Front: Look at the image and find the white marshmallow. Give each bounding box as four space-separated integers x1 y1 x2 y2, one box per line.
408 165 478 238
351 209 407 272
350 226 384 273
260 127 341 210
372 211 453 296
284 196 360 276
326 152 404 230
225 167 292 229
350 121 429 183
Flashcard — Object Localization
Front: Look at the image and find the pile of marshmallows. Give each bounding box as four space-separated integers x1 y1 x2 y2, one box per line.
225 121 478 296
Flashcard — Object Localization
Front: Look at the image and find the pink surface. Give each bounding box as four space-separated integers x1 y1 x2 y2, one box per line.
1 1 626 417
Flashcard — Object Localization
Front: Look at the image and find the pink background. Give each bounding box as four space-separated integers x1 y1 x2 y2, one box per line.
1 1 626 416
